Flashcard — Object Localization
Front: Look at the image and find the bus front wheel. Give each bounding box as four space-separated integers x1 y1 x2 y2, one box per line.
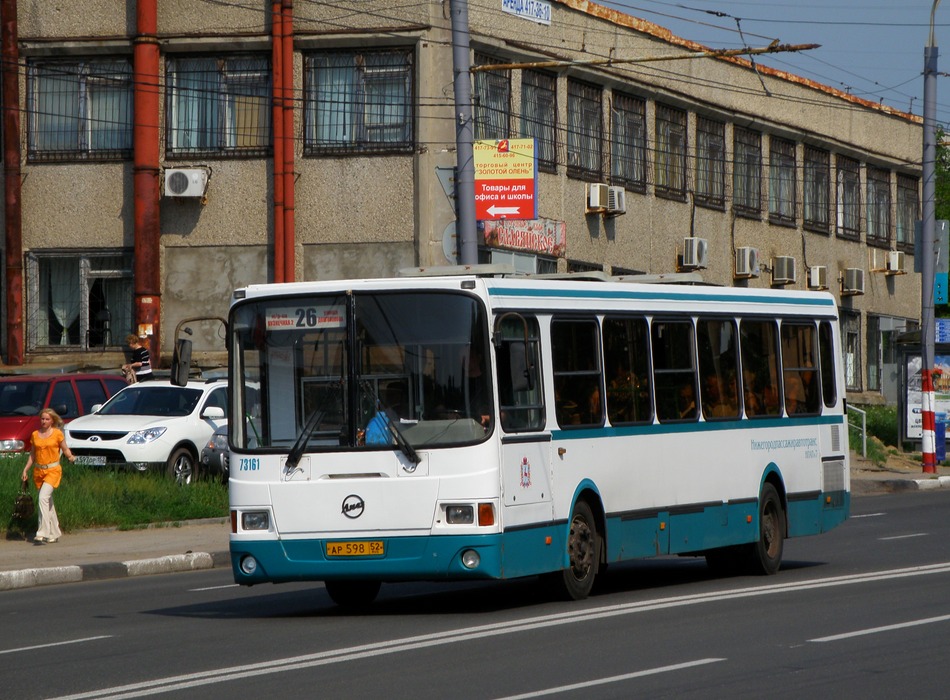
551 500 600 601
324 579 381 608
750 483 785 575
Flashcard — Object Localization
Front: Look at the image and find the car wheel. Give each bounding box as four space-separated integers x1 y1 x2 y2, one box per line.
167 447 197 485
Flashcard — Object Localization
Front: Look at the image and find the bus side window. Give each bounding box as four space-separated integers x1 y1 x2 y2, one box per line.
603 316 653 425
652 319 697 423
551 318 603 428
781 322 821 416
497 315 545 432
740 319 781 418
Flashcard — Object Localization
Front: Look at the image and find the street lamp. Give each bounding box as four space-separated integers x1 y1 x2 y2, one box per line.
921 0 941 473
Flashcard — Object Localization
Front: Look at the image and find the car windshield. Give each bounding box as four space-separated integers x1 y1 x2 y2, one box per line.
0 381 48 416
98 385 203 417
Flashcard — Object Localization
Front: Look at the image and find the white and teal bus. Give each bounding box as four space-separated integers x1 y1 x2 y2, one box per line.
226 266 849 605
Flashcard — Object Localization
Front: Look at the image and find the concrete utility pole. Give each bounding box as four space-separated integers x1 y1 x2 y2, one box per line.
450 0 478 265
921 0 941 473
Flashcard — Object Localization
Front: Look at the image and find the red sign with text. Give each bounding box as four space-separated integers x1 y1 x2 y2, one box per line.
473 139 537 221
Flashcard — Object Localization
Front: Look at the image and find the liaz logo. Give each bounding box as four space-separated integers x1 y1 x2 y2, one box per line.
342 495 365 519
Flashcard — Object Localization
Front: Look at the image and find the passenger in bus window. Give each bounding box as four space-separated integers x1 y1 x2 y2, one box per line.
465 348 491 428
784 374 807 415
743 368 764 416
678 383 697 419
702 373 737 418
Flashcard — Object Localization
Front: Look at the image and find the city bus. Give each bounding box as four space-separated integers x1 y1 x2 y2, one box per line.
225 266 850 606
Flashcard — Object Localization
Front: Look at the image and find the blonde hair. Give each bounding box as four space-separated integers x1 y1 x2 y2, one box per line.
39 407 64 429
126 334 141 345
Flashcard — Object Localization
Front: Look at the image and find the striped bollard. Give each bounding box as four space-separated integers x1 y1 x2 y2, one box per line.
922 369 937 474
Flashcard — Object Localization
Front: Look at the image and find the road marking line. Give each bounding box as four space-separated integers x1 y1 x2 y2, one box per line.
492 658 726 699
810 614 950 643
879 533 928 541
851 512 886 518
188 584 240 592
46 562 950 700
0 635 112 656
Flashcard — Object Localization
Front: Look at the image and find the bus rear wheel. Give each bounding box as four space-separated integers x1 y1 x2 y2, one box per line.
552 500 600 601
324 579 381 608
749 483 784 575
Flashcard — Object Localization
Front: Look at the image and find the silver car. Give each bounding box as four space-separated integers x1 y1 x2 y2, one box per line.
200 425 229 483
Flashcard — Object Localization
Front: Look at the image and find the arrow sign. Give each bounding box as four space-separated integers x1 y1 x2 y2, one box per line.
473 138 537 221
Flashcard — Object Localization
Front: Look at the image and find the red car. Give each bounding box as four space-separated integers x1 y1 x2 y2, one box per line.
0 373 127 452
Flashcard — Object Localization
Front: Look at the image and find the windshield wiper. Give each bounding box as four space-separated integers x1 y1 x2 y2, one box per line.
361 380 420 465
285 409 325 471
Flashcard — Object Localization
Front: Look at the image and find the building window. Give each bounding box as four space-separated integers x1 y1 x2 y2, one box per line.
26 251 133 350
803 146 830 232
867 314 881 392
695 116 725 208
567 260 603 273
897 174 919 250
769 137 796 225
734 127 762 217
655 104 687 199
521 70 557 172
610 92 646 192
167 55 270 157
836 156 861 240
304 49 412 155
840 311 861 392
866 166 891 246
27 59 133 161
473 54 510 141
566 80 602 179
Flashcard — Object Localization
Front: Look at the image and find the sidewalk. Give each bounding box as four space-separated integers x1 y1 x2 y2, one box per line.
2 460 950 592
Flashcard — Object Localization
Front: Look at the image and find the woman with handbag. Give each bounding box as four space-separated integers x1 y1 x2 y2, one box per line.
20 408 75 544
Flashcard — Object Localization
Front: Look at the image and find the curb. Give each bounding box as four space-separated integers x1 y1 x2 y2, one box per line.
0 549 230 591
853 475 950 495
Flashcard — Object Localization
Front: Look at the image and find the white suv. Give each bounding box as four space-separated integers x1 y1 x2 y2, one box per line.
66 379 228 485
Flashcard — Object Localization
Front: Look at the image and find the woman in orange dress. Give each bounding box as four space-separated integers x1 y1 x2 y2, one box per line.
20 408 75 543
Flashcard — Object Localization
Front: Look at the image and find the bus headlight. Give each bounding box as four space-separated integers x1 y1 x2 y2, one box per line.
461 550 480 569
241 511 270 530
240 556 258 575
446 505 474 524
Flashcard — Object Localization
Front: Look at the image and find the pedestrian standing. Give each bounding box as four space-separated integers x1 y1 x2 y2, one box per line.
20 408 75 544
123 334 153 381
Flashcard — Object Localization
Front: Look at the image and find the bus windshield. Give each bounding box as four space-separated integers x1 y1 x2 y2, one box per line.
230 290 492 452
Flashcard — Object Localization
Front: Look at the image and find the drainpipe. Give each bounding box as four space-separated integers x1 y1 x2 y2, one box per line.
2 0 23 364
271 0 285 283
133 0 161 364
282 0 295 281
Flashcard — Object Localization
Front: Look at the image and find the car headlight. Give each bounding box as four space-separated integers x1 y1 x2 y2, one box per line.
212 434 228 450
127 427 167 445
0 439 25 451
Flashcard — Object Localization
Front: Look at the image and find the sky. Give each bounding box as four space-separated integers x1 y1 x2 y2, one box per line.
602 0 950 124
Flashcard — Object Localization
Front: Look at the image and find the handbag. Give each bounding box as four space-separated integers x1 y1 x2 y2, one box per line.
122 366 138 384
12 479 34 520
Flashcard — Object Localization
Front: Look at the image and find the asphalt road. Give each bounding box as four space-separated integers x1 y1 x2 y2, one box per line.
4 490 950 700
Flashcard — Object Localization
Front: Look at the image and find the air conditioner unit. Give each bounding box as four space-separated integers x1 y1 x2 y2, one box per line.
886 250 906 275
842 267 865 296
606 186 626 215
807 265 829 290
164 167 209 198
734 247 759 278
587 183 609 211
682 237 709 270
771 256 797 285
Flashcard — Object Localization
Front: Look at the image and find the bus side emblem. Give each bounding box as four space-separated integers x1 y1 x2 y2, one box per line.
520 457 531 488
342 495 365 519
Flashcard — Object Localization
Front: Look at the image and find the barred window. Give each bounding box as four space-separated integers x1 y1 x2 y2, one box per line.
305 49 413 155
521 70 557 171
695 116 724 208
566 80 602 179
803 146 830 232
610 92 645 191
734 127 761 216
866 166 891 245
27 59 132 161
769 137 796 225
474 55 510 141
655 104 686 199
840 311 861 392
836 156 861 239
896 174 919 249
26 251 133 350
167 56 271 157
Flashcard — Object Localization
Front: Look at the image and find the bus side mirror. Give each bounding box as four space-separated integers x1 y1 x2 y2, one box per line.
170 338 192 387
508 342 534 392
